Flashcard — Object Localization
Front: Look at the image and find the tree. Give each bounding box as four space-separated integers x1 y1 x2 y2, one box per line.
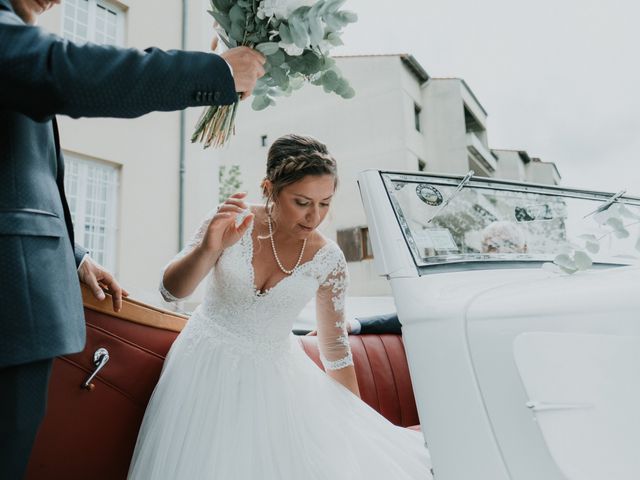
219 165 243 204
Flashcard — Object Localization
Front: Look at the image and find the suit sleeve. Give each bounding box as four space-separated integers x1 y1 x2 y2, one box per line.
0 10 236 122
73 243 89 268
356 313 402 335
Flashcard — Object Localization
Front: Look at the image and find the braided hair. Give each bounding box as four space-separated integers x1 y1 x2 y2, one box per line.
261 134 338 210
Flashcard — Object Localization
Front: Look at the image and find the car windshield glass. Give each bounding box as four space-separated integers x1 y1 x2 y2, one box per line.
382 172 640 267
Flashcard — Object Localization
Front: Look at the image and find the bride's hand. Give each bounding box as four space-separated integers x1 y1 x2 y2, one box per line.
201 192 254 254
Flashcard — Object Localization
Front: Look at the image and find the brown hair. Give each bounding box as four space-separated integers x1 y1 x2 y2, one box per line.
261 134 338 210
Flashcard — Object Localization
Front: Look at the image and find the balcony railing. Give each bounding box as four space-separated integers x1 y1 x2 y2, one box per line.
466 132 497 173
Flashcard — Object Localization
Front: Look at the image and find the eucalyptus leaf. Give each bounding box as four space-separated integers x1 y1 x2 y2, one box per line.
326 32 343 46
209 11 231 33
269 65 289 87
289 74 305 90
320 0 347 15
268 49 286 66
279 23 293 44
307 4 325 45
252 95 273 111
310 73 323 86
340 10 358 23
613 228 630 239
573 250 593 270
554 253 577 273
211 0 233 13
288 15 310 48
585 241 600 254
618 203 640 219
256 42 281 55
325 12 350 29
333 77 349 96
230 22 246 43
606 217 625 230
578 234 598 242
340 86 355 99
321 69 339 92
228 4 245 24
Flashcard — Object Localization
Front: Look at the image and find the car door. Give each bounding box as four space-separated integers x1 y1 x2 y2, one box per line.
26 286 186 480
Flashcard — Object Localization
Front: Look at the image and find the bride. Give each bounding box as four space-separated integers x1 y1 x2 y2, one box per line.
128 134 432 479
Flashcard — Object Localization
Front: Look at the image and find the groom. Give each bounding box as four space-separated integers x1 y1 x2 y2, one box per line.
0 0 265 477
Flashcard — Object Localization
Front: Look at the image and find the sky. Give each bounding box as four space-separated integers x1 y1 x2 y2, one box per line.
336 0 640 195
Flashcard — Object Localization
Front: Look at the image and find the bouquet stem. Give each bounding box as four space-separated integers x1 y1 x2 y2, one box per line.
191 100 239 148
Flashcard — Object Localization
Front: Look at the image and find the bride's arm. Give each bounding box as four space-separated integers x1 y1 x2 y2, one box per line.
161 193 253 302
316 250 361 397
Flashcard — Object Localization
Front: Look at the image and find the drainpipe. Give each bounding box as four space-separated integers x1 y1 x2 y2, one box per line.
178 0 188 250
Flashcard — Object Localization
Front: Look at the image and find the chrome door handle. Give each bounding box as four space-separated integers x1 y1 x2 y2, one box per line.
82 347 110 390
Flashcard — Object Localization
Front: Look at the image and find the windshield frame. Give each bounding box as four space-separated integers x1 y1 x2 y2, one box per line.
379 170 640 272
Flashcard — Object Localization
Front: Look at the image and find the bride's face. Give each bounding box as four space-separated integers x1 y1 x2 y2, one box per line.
272 174 336 240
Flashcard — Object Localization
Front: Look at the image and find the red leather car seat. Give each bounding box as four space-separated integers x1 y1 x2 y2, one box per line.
27 290 420 479
298 335 420 428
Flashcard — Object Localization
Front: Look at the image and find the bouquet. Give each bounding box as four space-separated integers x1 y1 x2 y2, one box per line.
191 0 358 148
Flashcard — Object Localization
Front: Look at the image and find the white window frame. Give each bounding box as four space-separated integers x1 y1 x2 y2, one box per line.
61 0 126 46
63 152 120 274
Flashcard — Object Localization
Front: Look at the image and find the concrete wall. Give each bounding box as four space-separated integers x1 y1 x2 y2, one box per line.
493 150 527 181
421 79 472 174
526 161 561 185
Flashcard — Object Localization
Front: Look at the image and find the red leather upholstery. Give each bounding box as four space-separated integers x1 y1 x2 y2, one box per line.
298 334 419 428
26 308 180 480
27 306 419 479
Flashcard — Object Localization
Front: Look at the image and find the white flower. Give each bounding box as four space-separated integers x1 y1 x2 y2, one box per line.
279 41 304 56
257 0 317 20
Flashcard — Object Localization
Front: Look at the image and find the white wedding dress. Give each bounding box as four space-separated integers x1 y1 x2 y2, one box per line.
128 210 432 479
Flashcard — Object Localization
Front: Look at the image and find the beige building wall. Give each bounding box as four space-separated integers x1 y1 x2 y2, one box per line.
39 0 222 306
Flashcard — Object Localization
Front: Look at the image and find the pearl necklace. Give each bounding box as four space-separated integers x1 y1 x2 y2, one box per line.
267 215 307 275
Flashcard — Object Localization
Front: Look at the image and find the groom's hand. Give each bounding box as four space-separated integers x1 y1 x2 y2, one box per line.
78 256 129 312
221 47 266 99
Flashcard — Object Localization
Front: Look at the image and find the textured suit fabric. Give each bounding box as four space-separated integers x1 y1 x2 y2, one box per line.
356 313 402 335
0 359 53 478
0 0 236 368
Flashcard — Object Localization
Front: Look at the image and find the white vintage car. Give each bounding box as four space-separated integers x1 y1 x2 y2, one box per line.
358 170 640 480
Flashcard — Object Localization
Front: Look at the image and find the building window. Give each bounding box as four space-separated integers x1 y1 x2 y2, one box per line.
62 0 125 46
414 103 422 132
418 159 426 171
337 226 373 262
464 104 483 134
63 154 120 273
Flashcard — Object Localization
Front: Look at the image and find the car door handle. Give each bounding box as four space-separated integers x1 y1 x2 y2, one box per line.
82 348 110 390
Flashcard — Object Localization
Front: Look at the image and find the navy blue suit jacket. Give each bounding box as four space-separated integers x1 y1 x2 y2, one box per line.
0 0 236 367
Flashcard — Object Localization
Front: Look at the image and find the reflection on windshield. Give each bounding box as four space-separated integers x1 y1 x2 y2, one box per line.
384 174 640 267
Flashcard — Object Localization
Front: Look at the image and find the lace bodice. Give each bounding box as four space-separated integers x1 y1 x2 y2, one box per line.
160 209 353 370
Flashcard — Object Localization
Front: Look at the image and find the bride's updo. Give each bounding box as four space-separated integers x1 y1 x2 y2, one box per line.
261 134 338 209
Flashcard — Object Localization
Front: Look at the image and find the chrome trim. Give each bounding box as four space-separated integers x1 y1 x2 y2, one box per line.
82 348 110 390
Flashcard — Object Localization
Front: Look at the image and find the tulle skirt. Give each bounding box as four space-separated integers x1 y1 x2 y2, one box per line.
128 327 432 479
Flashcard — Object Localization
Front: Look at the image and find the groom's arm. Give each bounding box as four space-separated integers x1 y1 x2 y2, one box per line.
352 313 402 335
0 9 237 121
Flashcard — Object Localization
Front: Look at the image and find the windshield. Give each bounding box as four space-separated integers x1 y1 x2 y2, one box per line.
382 172 640 268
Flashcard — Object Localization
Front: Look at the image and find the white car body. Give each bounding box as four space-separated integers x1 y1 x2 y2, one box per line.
358 170 640 480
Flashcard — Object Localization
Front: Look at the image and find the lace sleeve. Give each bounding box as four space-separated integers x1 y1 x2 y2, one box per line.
159 208 216 302
316 249 353 371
